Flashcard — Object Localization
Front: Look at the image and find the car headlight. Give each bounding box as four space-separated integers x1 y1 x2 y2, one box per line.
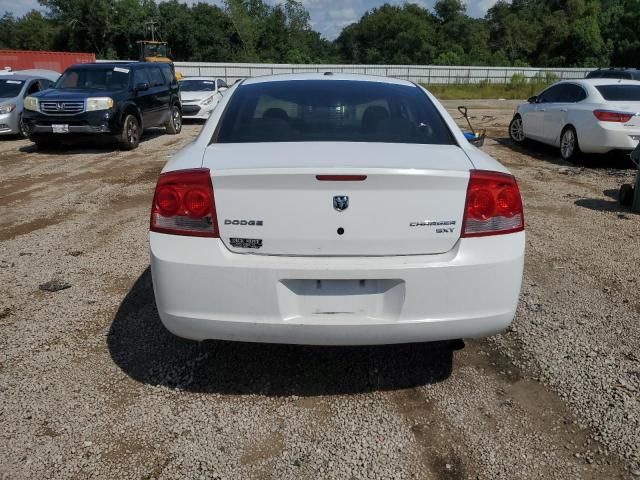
24 97 38 111
201 95 214 106
86 97 114 111
0 103 16 114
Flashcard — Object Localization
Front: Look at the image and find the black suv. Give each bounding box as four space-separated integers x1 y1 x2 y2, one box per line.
586 68 640 81
22 62 182 150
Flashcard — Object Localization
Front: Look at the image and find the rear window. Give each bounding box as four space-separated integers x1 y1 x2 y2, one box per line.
215 80 454 145
596 85 640 101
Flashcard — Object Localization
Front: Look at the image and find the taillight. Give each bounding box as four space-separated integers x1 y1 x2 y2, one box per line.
461 170 524 238
593 110 634 122
150 168 218 237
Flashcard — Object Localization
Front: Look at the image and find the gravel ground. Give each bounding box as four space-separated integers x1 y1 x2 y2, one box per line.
0 106 639 479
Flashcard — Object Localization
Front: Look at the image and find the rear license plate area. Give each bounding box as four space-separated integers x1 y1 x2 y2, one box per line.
278 279 405 321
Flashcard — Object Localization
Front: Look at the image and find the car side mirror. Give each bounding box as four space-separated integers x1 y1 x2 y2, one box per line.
135 82 149 92
528 95 538 104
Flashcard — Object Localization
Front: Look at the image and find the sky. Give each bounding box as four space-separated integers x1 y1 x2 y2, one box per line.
0 0 498 40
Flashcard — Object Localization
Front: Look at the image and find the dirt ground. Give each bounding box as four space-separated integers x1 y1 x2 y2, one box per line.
0 105 639 479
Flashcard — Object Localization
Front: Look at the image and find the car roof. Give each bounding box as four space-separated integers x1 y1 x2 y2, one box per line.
589 67 640 73
557 78 640 87
242 73 415 87
66 62 133 70
11 69 60 81
67 62 163 70
0 73 43 81
180 76 219 81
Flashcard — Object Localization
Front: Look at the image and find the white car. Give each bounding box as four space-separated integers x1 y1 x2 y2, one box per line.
179 77 228 119
150 74 525 345
509 79 640 161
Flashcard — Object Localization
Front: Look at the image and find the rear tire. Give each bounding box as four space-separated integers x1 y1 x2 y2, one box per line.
560 126 581 163
119 114 140 150
508 115 526 143
619 183 634 206
165 105 182 135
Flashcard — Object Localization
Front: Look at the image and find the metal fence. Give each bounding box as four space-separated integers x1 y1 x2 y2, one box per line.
173 62 593 84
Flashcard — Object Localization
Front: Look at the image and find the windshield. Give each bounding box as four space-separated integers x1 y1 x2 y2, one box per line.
216 80 454 145
596 85 640 101
144 44 168 57
179 79 216 92
0 79 24 98
54 67 130 90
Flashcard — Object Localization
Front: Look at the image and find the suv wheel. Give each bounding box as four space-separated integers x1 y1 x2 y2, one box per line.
119 114 140 150
166 105 182 135
18 114 29 138
619 183 634 206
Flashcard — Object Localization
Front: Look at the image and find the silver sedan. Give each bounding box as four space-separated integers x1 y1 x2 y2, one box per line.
0 72 58 137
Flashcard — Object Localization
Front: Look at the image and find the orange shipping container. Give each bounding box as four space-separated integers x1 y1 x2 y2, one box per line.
0 49 95 73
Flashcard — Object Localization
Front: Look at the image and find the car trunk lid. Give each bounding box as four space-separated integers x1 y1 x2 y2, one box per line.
605 101 640 127
202 142 473 256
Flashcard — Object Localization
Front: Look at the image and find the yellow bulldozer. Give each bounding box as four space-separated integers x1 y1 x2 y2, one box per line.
136 40 183 80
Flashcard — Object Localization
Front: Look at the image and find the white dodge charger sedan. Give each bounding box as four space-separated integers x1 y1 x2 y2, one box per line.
150 74 525 345
509 78 640 161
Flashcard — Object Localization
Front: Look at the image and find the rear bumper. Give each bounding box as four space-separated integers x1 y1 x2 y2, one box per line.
579 122 640 154
149 231 525 345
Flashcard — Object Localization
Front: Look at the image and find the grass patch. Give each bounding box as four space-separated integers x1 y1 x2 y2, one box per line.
424 82 553 100
422 73 559 100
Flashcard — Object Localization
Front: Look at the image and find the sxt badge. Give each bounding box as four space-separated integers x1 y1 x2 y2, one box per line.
230 238 263 249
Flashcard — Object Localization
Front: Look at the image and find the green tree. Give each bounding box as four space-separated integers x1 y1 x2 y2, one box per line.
111 0 159 60
40 0 116 56
0 11 57 51
1 0 635 68
599 0 640 66
337 4 438 64
224 0 269 61
15 11 56 50
434 0 465 23
433 0 491 65
188 2 238 62
0 14 18 49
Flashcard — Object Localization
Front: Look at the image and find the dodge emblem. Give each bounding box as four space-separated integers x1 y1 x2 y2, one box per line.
333 195 349 211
